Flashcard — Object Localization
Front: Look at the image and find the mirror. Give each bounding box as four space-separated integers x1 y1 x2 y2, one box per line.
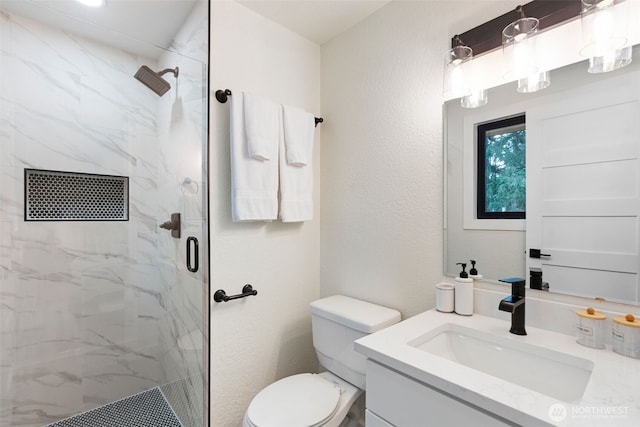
445 44 640 305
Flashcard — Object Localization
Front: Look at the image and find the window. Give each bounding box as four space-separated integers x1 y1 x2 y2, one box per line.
477 114 526 219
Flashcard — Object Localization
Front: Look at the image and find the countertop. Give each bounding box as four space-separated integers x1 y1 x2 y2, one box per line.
354 309 640 426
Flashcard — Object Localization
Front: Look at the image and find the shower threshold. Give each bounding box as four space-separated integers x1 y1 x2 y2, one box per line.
45 387 183 427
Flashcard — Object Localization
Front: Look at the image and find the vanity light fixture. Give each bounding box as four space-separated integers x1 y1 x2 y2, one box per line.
443 36 488 109
502 6 540 80
580 0 632 73
443 36 473 100
75 0 106 7
444 1 577 105
503 6 550 93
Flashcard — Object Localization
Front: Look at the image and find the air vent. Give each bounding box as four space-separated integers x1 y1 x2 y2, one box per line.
25 169 129 221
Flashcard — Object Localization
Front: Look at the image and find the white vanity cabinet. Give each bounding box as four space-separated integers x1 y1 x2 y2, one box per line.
365 360 513 427
356 309 640 427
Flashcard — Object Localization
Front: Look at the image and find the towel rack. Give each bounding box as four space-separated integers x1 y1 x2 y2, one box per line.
215 89 324 127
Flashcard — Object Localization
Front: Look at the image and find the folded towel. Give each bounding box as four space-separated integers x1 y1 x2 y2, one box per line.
279 107 315 222
282 104 315 166
244 92 279 161
230 92 279 222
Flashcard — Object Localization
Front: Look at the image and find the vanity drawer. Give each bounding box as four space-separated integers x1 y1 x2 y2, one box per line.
366 360 512 426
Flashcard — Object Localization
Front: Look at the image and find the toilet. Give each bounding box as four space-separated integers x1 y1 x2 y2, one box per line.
242 295 401 427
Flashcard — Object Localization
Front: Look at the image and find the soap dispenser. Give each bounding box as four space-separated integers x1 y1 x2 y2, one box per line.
469 260 483 280
454 263 474 316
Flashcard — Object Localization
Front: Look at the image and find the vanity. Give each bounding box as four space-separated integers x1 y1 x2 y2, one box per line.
355 308 640 426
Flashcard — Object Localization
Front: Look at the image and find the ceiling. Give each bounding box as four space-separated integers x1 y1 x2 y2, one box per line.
0 0 199 58
237 0 393 45
0 0 393 57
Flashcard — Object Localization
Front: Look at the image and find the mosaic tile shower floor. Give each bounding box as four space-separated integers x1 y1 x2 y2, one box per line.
45 387 182 427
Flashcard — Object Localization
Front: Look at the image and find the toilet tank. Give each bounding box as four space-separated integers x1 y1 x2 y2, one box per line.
310 295 401 389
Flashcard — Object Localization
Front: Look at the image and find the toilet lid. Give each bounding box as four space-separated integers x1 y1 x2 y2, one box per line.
247 373 341 427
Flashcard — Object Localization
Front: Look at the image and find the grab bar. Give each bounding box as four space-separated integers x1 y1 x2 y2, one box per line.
213 284 257 303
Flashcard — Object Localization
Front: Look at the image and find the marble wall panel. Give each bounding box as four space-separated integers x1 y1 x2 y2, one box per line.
0 2 207 425
10 354 84 427
1 10 168 426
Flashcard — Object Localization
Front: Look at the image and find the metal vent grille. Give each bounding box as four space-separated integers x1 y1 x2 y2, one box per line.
25 169 129 221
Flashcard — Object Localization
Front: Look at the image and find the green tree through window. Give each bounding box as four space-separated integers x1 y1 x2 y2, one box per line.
477 115 526 219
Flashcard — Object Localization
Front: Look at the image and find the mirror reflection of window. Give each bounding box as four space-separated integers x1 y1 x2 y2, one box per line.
477 114 526 220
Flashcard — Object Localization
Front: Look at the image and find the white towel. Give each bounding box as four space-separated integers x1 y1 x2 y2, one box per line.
244 93 279 161
282 105 315 166
230 92 279 222
279 107 315 222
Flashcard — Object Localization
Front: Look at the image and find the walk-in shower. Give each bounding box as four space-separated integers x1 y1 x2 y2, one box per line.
0 1 209 426
135 65 180 96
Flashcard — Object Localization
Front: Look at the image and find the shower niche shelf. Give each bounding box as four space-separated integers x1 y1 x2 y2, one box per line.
25 169 129 221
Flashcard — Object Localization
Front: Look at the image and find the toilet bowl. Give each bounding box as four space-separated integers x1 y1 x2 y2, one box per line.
242 295 401 427
242 372 361 427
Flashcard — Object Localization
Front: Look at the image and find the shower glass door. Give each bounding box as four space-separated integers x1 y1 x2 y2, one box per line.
0 1 209 426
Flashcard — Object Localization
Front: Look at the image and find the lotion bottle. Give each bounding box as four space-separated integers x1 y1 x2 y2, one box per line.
454 262 474 316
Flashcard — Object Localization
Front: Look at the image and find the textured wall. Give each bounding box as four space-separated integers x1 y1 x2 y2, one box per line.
209 1 321 426
320 0 523 319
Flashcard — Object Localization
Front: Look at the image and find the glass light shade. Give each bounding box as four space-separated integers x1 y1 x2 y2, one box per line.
580 0 631 72
517 71 550 93
502 17 540 81
461 89 488 109
443 45 473 99
587 43 632 73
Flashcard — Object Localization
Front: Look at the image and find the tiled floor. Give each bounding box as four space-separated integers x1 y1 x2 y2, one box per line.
45 387 182 427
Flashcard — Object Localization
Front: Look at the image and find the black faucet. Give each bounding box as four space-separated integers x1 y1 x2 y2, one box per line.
498 278 527 335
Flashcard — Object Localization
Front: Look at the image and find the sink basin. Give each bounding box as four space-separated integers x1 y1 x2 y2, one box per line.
409 323 594 403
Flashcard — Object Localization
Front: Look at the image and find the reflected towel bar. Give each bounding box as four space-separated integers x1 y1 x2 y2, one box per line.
215 89 323 127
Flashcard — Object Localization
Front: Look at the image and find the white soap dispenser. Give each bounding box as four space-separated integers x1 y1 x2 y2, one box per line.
454 262 474 316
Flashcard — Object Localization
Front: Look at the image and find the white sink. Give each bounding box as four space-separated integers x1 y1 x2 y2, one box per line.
409 323 594 403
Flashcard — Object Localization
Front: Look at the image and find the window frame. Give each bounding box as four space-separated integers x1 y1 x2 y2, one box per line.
476 114 526 220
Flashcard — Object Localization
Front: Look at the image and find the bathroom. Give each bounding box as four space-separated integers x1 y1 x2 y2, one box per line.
2 0 640 426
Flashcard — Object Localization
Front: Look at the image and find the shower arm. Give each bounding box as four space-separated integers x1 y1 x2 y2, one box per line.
158 67 179 78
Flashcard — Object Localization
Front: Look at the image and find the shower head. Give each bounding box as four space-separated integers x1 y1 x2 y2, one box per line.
134 65 179 96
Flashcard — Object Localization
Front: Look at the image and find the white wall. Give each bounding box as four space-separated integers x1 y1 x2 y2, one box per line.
207 1 546 425
320 0 522 318
209 1 321 426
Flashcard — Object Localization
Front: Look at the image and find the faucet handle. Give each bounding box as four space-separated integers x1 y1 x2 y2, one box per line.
499 277 525 285
499 277 525 297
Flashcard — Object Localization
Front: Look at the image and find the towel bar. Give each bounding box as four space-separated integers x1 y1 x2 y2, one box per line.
215 89 324 127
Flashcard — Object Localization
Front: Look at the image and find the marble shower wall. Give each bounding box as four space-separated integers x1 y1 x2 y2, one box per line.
0 5 208 427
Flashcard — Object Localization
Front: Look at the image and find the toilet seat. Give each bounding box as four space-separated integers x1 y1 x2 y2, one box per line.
246 373 341 427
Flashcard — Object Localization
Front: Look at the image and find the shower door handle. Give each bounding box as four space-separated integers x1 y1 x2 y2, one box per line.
187 236 199 273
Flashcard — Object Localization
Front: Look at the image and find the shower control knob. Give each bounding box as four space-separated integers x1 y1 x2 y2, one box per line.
159 213 181 238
